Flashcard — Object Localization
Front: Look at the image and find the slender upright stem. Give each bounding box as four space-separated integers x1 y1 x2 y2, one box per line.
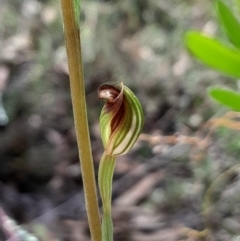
61 1 102 241
98 152 116 241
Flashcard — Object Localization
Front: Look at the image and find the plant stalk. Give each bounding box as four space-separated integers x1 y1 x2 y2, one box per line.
98 152 116 241
61 1 102 241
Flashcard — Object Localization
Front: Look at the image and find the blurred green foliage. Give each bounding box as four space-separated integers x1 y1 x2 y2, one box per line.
185 0 240 112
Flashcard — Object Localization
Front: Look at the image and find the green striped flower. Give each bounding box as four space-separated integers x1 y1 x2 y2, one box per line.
98 82 144 156
98 82 144 241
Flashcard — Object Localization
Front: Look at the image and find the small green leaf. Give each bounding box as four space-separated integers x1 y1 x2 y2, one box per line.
185 31 240 78
217 0 240 49
208 87 240 111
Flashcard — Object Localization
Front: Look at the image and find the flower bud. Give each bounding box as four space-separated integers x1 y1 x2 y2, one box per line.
98 82 144 156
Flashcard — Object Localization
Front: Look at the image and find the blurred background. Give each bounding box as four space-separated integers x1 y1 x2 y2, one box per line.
0 0 240 240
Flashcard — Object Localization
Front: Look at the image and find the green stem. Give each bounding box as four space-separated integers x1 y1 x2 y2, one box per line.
98 152 116 241
61 1 102 241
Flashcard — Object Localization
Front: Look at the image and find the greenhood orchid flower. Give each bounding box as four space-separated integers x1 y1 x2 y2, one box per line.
98 82 144 241
98 82 144 156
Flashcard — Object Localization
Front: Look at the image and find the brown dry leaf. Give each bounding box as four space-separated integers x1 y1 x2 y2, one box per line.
207 111 240 131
